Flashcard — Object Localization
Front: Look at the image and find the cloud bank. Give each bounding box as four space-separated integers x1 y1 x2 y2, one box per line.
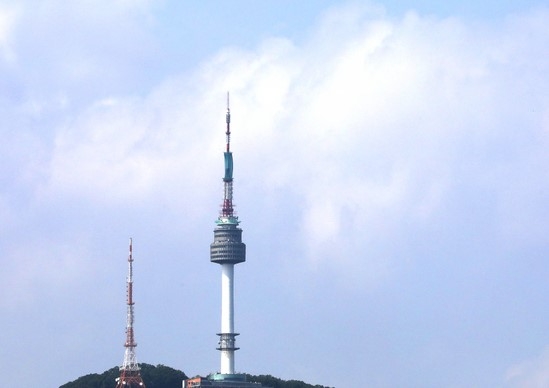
1 2 549 387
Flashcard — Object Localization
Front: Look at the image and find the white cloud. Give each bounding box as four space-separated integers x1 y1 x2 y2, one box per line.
0 4 18 62
505 347 549 388
36 5 549 292
0 234 94 308
1 2 549 387
44 82 219 211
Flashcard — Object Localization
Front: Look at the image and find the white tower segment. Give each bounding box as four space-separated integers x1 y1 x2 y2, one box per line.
220 264 235 373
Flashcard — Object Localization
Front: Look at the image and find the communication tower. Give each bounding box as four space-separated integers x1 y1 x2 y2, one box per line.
209 93 247 380
116 238 146 388
184 94 269 388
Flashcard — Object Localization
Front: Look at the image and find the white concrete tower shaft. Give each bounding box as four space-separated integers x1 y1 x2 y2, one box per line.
220 263 235 373
210 94 246 376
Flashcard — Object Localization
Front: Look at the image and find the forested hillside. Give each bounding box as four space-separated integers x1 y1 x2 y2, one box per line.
60 364 187 388
244 374 333 388
60 364 333 388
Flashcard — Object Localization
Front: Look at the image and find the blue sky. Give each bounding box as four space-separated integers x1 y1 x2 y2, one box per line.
1 1 549 387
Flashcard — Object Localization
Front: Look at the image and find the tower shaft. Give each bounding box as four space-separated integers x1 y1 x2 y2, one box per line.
221 264 235 335
116 239 146 388
219 263 238 374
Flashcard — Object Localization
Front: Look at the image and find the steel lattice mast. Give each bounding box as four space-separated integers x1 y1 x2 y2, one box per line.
210 93 246 377
116 238 146 388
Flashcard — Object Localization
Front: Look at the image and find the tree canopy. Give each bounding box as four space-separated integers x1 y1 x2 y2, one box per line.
61 365 333 388
60 364 187 388
245 374 333 388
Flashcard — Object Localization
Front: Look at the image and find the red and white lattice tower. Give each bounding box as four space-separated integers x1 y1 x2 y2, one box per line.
116 238 146 388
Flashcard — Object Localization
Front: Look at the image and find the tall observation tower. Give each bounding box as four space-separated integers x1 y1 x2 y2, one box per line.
116 239 146 388
183 95 268 388
210 93 246 379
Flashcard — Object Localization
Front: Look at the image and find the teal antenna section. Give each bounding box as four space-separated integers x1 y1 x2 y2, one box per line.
224 153 233 182
224 92 233 182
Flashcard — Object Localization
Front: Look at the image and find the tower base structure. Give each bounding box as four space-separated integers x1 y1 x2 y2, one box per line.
115 372 145 388
184 374 271 388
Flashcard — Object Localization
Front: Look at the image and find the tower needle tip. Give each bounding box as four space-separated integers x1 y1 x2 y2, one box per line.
226 92 231 127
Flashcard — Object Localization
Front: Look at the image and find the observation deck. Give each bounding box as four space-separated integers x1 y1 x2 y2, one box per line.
210 222 246 264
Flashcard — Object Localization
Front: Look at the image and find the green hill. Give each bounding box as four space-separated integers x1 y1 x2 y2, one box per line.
244 374 333 388
60 364 187 388
60 364 333 388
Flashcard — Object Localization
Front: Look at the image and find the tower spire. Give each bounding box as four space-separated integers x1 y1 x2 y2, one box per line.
221 92 235 220
116 238 146 388
226 91 231 153
210 94 246 378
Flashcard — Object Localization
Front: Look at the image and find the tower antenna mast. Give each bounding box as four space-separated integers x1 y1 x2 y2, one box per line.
116 238 146 388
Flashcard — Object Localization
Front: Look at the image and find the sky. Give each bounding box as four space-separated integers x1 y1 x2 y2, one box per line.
1 1 549 387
